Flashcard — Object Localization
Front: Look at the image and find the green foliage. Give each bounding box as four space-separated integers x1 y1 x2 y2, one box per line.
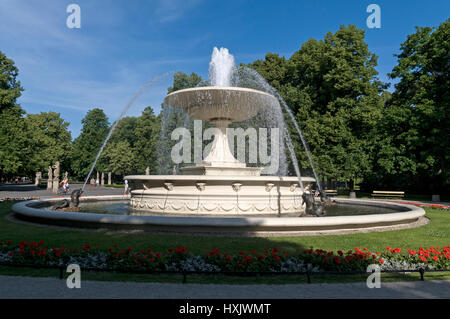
102 140 136 176
24 112 72 176
101 106 161 176
0 50 23 112
157 72 204 173
133 107 160 173
0 106 27 176
0 51 26 177
70 108 109 179
167 72 203 93
248 25 385 182
370 19 450 193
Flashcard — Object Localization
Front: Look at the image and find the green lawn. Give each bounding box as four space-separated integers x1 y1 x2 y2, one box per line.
0 200 449 284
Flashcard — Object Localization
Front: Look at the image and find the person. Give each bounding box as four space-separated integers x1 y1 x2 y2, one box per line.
124 179 129 195
62 178 69 194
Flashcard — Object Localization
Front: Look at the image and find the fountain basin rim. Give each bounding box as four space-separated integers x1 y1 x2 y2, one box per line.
164 86 278 100
124 175 316 182
11 196 425 233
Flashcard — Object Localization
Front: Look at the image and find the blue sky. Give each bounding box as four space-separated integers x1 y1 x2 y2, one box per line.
0 0 448 139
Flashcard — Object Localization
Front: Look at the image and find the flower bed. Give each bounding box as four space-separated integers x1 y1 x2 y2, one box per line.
1 240 449 274
386 200 449 209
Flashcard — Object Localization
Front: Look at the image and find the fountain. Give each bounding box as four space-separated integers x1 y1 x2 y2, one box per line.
11 47 427 235
125 47 315 215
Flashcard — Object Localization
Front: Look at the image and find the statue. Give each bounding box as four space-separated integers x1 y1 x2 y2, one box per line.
53 162 60 179
35 172 42 186
145 167 150 175
52 162 60 194
101 172 105 186
70 189 83 207
108 172 112 185
319 190 337 206
53 199 70 210
47 166 53 189
301 192 327 217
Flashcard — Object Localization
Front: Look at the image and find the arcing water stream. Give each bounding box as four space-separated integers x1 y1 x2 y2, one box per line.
81 72 174 192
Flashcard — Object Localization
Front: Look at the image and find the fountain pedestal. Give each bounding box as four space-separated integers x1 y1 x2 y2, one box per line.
179 118 262 176
125 86 314 215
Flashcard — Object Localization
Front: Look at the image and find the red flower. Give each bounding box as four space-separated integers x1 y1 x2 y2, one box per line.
337 251 343 256
333 257 341 264
432 256 438 260
379 259 384 264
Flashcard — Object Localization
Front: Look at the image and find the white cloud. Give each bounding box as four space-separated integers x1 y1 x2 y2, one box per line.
154 0 203 23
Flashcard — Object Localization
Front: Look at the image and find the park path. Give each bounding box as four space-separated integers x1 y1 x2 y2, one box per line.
0 183 123 200
0 275 449 299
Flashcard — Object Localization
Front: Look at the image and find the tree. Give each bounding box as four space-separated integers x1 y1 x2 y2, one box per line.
0 105 27 177
71 108 109 179
157 72 204 173
134 106 160 173
102 140 136 176
373 19 450 193
167 72 203 94
0 50 23 112
248 25 386 186
107 116 138 147
0 50 26 178
24 112 72 176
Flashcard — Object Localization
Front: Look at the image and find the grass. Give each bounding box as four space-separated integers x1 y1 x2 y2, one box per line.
0 200 449 284
104 184 124 188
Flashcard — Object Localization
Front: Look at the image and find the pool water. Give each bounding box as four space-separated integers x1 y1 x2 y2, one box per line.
77 200 402 217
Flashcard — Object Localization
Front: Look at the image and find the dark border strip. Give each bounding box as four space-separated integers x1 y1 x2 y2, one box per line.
0 262 449 284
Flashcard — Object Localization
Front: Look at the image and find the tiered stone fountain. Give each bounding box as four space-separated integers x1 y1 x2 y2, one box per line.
126 78 315 215
11 47 426 235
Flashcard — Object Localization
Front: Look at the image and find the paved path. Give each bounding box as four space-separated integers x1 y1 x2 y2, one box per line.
0 275 448 299
0 183 123 199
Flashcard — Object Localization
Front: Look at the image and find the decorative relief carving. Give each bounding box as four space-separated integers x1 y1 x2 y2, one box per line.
231 182 242 192
265 183 275 192
196 182 206 191
130 197 303 214
163 182 174 191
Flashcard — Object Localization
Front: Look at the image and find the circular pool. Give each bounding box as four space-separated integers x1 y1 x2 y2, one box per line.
11 196 427 236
